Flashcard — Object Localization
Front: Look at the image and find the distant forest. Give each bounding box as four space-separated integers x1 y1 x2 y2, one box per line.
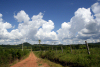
0 42 100 51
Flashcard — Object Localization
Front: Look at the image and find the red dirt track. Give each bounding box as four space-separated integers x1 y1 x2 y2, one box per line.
11 51 47 67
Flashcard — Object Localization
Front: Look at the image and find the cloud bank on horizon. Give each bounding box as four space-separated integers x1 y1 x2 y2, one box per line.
0 2 100 45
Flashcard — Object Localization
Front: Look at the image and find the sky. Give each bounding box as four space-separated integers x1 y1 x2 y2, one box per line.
0 0 100 45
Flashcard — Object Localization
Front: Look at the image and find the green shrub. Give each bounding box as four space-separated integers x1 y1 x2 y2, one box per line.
0 48 29 66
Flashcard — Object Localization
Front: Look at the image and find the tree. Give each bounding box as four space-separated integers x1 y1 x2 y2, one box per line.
38 40 41 44
38 39 41 51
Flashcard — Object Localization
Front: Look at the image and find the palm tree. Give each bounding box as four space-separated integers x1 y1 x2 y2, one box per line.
38 39 41 51
38 39 41 44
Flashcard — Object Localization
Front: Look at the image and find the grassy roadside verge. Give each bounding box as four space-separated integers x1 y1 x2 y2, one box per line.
0 52 30 67
9 51 30 67
34 48 100 67
0 48 31 67
33 51 63 67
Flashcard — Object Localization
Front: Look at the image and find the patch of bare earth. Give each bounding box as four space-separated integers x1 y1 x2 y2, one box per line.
10 51 49 67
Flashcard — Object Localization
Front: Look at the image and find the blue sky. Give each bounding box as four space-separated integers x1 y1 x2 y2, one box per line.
0 0 97 31
0 0 100 45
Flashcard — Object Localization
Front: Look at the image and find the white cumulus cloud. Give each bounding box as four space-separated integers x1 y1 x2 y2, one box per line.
57 22 71 40
13 11 57 44
36 20 58 41
57 2 100 44
91 2 100 14
14 10 30 23
0 14 12 42
0 2 100 45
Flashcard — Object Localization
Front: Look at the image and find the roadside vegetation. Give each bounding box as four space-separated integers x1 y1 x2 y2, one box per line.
0 42 100 67
33 43 100 67
0 46 30 67
34 51 63 67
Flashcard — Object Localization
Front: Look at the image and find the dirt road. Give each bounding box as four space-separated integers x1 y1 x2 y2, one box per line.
11 51 49 67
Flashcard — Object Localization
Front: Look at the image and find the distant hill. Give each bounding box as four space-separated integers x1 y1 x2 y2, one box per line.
19 42 32 46
23 42 32 46
58 44 63 45
34 44 48 46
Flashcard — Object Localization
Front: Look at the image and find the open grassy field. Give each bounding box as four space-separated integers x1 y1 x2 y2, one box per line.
34 48 100 67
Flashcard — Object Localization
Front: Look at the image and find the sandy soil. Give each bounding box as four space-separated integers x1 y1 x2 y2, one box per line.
10 51 49 67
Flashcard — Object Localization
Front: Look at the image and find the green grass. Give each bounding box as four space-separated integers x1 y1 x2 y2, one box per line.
33 51 63 67
34 48 100 67
38 64 42 66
